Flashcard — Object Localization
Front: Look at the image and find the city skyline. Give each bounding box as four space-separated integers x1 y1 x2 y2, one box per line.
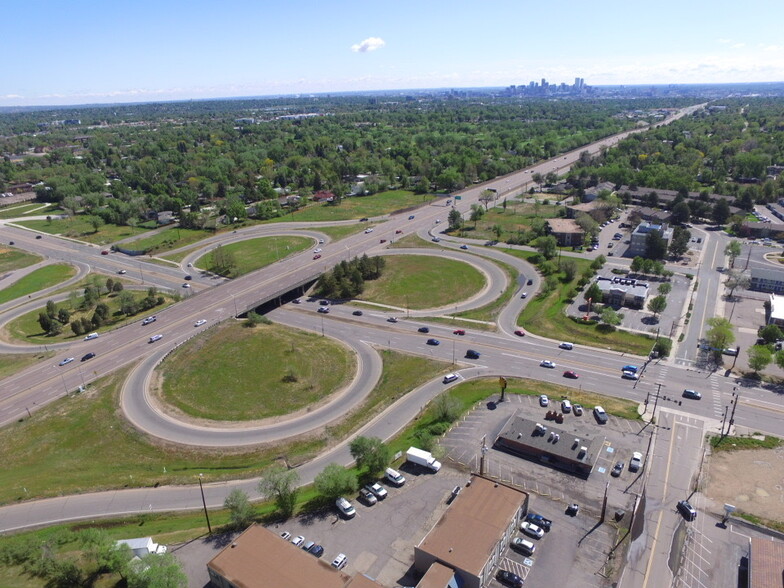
4 0 784 107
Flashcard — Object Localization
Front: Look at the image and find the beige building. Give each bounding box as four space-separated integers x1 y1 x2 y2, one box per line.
547 218 585 246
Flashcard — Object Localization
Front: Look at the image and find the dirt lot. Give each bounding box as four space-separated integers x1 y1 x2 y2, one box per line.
704 445 784 523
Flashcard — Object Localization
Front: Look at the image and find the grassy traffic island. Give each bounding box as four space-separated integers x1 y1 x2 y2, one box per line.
194 235 311 278
155 321 356 421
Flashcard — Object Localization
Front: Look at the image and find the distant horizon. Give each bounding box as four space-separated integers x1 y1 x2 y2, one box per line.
2 80 784 113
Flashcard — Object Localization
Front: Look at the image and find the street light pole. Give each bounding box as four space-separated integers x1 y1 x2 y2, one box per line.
198 474 212 534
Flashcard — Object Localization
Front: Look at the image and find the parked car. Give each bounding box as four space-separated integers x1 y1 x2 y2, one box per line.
566 503 580 516
677 499 697 521
629 451 643 472
572 403 584 416
561 399 572 412
291 535 305 547
335 497 356 518
611 461 624 477
302 540 315 552
594 406 608 424
525 512 552 531
279 531 291 540
308 544 324 558
331 553 348 569
520 521 544 539
358 488 377 506
510 537 536 556
682 389 702 400
364 482 388 500
385 467 406 487
539 394 549 407
496 570 524 588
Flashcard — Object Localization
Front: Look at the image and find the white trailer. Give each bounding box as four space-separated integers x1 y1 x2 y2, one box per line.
406 447 441 472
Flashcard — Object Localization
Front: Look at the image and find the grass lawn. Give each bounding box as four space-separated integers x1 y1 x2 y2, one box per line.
123 227 215 254
0 247 42 273
195 236 311 278
455 257 517 323
389 233 444 250
0 345 448 505
709 433 782 452
455 203 562 242
359 255 485 309
158 322 355 421
6 289 176 344
269 190 437 223
0 264 76 305
0 203 50 219
13 218 155 245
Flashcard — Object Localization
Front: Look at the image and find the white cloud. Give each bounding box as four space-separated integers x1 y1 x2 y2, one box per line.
351 37 385 53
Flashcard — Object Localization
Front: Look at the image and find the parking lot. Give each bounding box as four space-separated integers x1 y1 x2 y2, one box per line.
442 392 652 588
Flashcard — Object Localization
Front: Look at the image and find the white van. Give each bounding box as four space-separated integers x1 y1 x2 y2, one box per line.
385 467 406 487
442 373 459 384
84 332 99 341
559 342 574 350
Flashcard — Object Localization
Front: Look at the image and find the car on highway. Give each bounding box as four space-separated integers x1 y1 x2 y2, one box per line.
379 239 387 243
622 365 638 373
141 316 156 325
358 487 377 506
563 370 579 379
622 370 639 380
611 461 624 477
540 360 556 368
118 269 127 274
292 298 301 304
525 512 552 531
539 394 549 407
408 215 415 220
510 537 536 556
359 217 369 222
319 239 325 244
387 317 398 323
9 241 14 245
443 373 459 384
313 254 322 260
149 334 163 343
182 283 191 288
496 570 524 588
395 229 403 234
677 500 697 521
460 244 468 250
594 405 608 424
364 482 387 500
435 219 441 224
527 278 533 285
418 326 430 333
59 357 75 366
194 319 207 327
352 310 363 316
520 292 528 298
313 248 322 253
465 349 480 359
682 389 702 399
317 307 330 314
184 275 192 280
629 451 643 472
559 342 574 350
35 235 42 239
514 329 525 337
81 353 96 362
426 338 440 346
335 497 356 518
364 228 374 233
84 332 99 341
520 521 544 539
101 250 109 255
572 403 583 416
431 237 441 242
453 329 465 335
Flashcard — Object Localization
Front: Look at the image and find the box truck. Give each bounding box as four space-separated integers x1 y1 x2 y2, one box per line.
406 447 441 472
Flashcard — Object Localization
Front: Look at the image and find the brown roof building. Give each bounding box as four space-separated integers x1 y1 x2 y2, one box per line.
414 475 528 588
750 536 784 588
207 524 383 588
547 218 585 246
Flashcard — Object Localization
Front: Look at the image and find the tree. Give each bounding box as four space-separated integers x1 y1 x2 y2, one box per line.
70 319 85 336
432 393 462 422
87 215 105 233
38 311 53 333
492 224 503 240
645 229 667 260
630 256 644 273
759 324 782 344
349 436 391 475
224 489 255 529
447 208 463 231
601 306 623 329
534 235 558 260
706 317 735 353
647 295 667 321
724 240 742 269
314 463 358 502
561 259 578 282
712 198 730 225
113 281 124 293
469 203 484 226
210 244 237 276
258 464 299 518
57 307 71 324
478 189 496 210
658 282 672 295
747 345 772 374
532 172 543 191
671 201 691 225
776 349 784 370
105 277 115 292
46 299 58 319
725 270 750 298
668 227 691 258
584 281 603 304
126 552 187 588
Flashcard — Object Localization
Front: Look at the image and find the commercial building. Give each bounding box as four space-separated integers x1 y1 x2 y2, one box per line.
414 475 529 588
494 412 604 478
595 276 649 309
751 268 784 295
627 222 673 258
207 525 383 588
749 536 784 588
546 218 585 246
768 294 784 327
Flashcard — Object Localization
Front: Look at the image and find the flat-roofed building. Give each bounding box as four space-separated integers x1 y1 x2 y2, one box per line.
751 268 784 295
768 294 784 327
750 536 784 588
547 218 585 246
595 276 649 309
414 475 528 588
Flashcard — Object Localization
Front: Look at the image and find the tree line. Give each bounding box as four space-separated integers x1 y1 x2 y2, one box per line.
314 254 386 299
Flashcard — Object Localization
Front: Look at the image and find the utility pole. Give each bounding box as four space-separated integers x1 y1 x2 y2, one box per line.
728 388 740 434
479 436 488 476
720 406 729 437
198 474 212 534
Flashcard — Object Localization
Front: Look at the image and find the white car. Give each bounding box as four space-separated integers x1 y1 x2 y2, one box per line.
443 373 459 384
335 497 356 518
539 394 549 407
364 482 388 500
194 319 207 327
364 228 374 233
561 399 572 413
629 452 643 472
291 535 305 547
540 360 556 368
622 370 639 380
117 269 127 274
279 531 291 540
59 357 75 366
520 521 544 539
83 332 99 341
141 316 157 325
313 248 322 253
149 334 163 343
331 553 348 569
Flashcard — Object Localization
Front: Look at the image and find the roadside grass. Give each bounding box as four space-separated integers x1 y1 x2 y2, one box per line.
735 512 784 534
454 203 561 242
0 264 76 305
0 247 42 273
6 289 176 344
0 352 53 380
268 190 438 223
13 218 155 245
709 433 782 452
123 227 215 254
389 233 444 250
306 223 368 242
0 347 448 505
455 257 517 323
158 322 356 421
359 255 485 309
161 245 202 263
0 203 49 219
195 236 311 278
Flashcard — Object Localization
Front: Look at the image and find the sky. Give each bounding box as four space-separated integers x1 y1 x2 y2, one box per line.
3 0 783 107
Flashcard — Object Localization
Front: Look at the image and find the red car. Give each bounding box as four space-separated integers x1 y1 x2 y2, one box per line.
563 370 579 379
101 250 110 255
395 229 403 234
453 329 465 335
313 254 322 260
514 330 525 337
379 239 387 243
